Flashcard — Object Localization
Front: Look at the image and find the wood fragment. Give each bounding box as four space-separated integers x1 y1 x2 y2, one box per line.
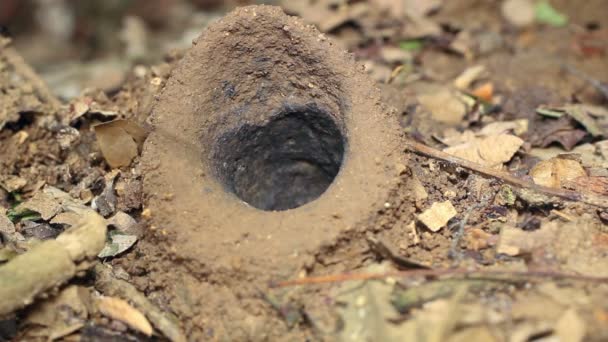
0 209 106 316
271 267 608 288
404 140 608 209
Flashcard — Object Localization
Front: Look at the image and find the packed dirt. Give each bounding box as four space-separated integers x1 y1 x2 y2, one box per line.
1 0 608 341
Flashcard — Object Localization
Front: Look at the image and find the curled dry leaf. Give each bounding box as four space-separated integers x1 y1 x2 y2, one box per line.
418 200 457 232
478 119 528 137
443 134 524 167
94 119 147 168
529 157 587 188
96 296 153 336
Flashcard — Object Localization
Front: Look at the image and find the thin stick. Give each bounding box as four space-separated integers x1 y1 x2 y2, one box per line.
404 140 608 209
562 63 608 101
0 37 62 110
271 267 608 288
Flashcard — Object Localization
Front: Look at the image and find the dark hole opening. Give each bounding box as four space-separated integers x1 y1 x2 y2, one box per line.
213 105 345 211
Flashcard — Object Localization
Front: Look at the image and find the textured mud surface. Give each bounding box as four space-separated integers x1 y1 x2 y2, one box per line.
139 7 408 337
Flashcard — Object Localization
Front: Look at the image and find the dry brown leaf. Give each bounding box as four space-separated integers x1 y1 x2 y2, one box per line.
443 134 523 167
555 308 586 342
418 88 467 124
0 175 27 193
370 0 441 19
14 190 63 220
501 0 535 27
418 200 457 232
26 285 91 340
94 120 147 168
97 296 153 336
439 120 527 147
438 128 477 146
478 119 528 137
0 210 15 232
529 157 587 188
465 227 494 251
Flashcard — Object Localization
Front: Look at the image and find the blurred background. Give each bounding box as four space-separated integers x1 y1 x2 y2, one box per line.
0 0 605 101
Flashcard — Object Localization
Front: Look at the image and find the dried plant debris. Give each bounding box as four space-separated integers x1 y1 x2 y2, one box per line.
333 263 403 341
0 208 106 316
529 156 587 188
497 216 608 277
0 210 22 242
537 104 607 137
107 211 141 236
24 285 91 341
443 134 523 167
92 170 119 217
95 264 187 342
417 200 457 232
94 120 147 168
98 231 138 258
96 296 153 337
501 0 535 28
417 87 467 125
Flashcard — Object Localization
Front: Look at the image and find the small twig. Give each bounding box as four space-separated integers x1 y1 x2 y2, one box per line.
562 63 608 101
271 267 608 288
0 37 62 110
404 140 608 209
449 186 495 261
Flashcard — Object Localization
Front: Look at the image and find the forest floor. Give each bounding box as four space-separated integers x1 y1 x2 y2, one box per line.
1 0 608 341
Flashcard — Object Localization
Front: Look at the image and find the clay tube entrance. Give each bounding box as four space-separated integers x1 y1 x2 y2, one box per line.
212 105 345 211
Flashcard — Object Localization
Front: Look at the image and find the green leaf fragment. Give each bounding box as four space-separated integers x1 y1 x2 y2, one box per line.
535 1 568 27
536 107 564 118
6 208 41 223
400 40 424 52
537 104 604 137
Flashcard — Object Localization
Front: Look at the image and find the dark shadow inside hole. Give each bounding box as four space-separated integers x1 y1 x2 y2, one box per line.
213 105 345 211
